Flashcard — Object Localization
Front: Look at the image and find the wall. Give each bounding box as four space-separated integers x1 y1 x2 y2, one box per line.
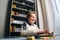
0 0 8 37
53 0 60 35
53 13 60 40
51 0 60 40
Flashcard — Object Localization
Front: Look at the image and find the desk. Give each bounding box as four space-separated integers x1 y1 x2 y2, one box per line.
1 36 59 40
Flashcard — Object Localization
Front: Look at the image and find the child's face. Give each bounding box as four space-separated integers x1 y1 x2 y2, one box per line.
28 13 36 24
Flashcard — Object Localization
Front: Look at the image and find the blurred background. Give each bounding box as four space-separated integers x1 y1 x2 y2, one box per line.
0 0 60 40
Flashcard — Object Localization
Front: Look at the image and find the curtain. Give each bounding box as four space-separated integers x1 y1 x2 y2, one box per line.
36 0 54 33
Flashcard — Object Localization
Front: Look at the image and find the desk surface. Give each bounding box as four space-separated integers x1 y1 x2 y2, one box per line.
0 36 60 40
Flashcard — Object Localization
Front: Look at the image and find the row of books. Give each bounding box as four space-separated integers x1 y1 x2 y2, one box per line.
10 18 25 24
11 11 26 17
10 25 21 32
12 3 33 11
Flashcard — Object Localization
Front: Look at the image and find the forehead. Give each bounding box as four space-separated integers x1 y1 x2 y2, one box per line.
30 13 36 17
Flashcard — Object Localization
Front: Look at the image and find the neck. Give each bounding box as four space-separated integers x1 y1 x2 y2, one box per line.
26 20 33 25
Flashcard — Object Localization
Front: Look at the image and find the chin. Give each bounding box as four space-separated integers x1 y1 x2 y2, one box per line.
31 22 35 24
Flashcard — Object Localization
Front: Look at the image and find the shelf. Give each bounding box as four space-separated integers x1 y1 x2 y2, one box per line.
25 0 34 6
9 0 35 37
11 20 25 25
11 14 26 18
27 0 34 3
14 0 34 6
12 7 34 14
11 23 21 27
11 10 28 15
18 14 26 17
10 32 21 36
12 7 29 12
12 15 27 21
12 7 30 14
13 1 34 8
13 22 24 25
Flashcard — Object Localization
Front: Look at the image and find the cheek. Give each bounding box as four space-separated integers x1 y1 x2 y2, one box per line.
30 17 36 21
30 17 33 20
34 18 36 21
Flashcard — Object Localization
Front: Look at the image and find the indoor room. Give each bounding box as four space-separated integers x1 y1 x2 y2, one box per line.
0 0 60 40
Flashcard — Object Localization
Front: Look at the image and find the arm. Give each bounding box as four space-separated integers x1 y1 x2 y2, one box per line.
20 24 49 36
34 25 49 35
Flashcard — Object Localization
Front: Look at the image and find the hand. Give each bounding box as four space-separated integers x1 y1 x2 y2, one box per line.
37 29 49 35
44 29 49 34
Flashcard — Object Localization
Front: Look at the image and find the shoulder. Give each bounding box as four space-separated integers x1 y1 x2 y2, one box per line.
22 22 26 26
33 24 39 28
21 22 27 30
33 24 37 26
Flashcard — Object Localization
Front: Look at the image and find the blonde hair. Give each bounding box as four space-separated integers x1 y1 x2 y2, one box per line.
26 11 37 18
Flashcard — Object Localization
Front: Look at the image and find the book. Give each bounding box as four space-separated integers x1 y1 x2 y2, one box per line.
12 4 16 8
11 11 15 15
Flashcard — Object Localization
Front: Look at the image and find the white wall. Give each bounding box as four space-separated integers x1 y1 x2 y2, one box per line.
54 2 60 38
51 0 60 37
0 0 8 37
53 13 60 40
54 0 60 35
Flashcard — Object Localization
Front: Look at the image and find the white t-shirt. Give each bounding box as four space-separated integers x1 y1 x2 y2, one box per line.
20 22 39 36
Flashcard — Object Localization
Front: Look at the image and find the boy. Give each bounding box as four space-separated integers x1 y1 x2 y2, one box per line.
20 11 48 36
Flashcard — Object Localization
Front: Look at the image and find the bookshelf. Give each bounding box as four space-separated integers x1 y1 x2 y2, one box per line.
4 0 35 37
